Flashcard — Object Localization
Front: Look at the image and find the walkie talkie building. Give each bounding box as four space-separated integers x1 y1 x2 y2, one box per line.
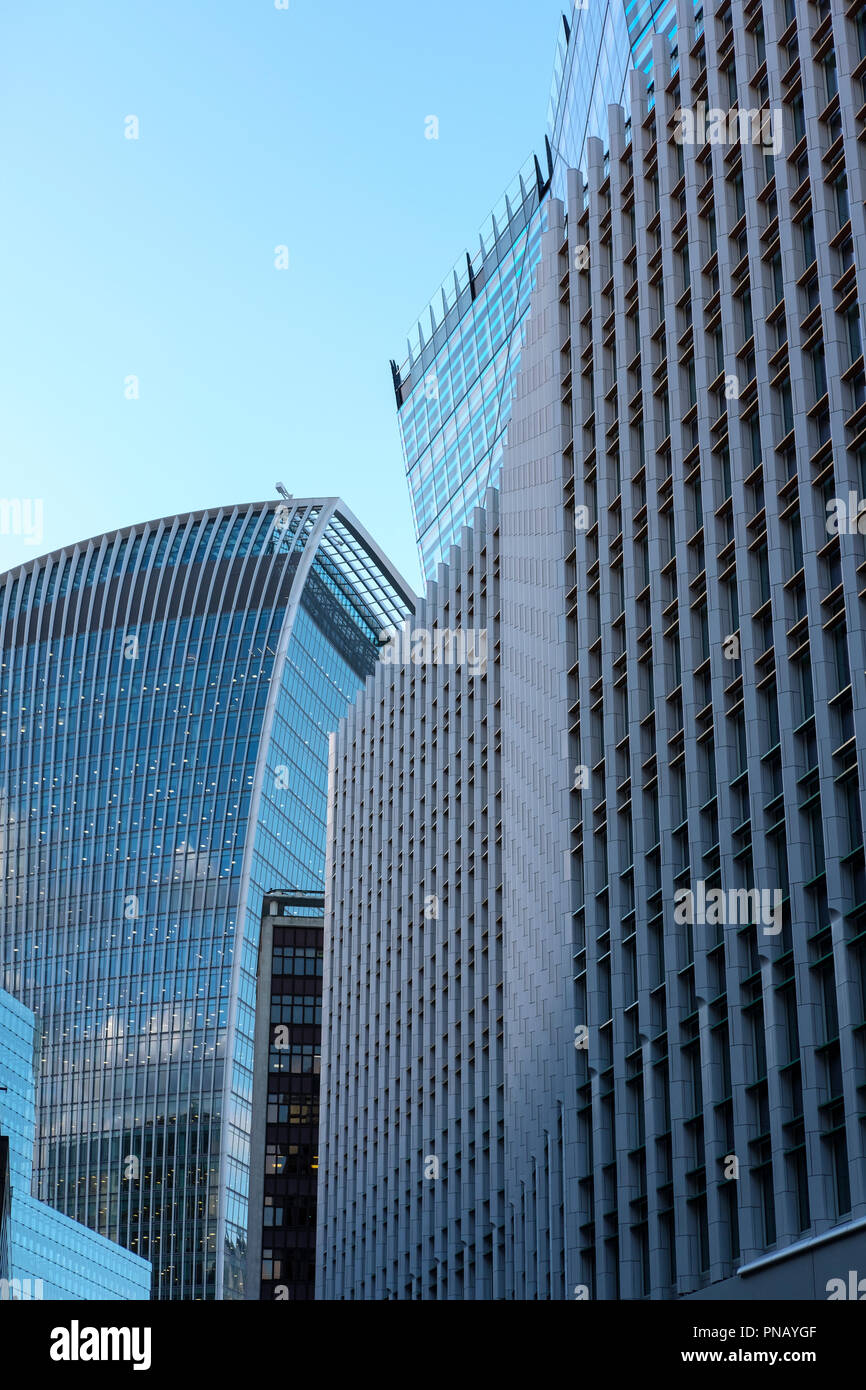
0 497 413 1298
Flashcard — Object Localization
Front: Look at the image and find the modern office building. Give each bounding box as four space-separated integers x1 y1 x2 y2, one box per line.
0 498 413 1298
318 499 503 1298
247 890 324 1301
0 989 152 1299
391 155 551 580
322 0 866 1298
393 2 697 581
551 0 702 199
548 3 636 202
556 0 866 1301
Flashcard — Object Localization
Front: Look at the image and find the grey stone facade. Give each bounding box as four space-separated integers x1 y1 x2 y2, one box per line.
318 0 866 1299
555 0 866 1301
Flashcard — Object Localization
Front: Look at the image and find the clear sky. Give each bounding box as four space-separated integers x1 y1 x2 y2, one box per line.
0 0 568 594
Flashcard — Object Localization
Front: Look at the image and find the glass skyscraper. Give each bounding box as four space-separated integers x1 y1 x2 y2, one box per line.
0 988 152 1299
394 2 695 580
0 498 413 1298
548 3 635 200
391 155 550 580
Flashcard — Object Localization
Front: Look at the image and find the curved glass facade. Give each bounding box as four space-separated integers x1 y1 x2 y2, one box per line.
0 499 412 1298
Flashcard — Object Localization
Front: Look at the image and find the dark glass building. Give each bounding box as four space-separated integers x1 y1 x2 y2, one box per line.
247 890 324 1300
0 498 413 1298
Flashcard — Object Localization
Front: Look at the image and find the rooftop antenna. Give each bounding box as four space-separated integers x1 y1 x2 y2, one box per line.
275 482 292 502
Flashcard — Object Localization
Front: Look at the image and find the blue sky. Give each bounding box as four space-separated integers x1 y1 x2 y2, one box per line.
0 0 567 593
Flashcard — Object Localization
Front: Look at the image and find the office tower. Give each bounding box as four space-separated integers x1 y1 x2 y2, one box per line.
391 156 550 581
247 890 324 1301
393 4 697 581
0 499 413 1299
323 0 866 1298
0 989 152 1299
548 4 635 202
548 0 866 1298
317 501 502 1299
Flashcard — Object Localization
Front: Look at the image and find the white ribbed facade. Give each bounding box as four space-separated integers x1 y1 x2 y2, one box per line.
318 501 503 1298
